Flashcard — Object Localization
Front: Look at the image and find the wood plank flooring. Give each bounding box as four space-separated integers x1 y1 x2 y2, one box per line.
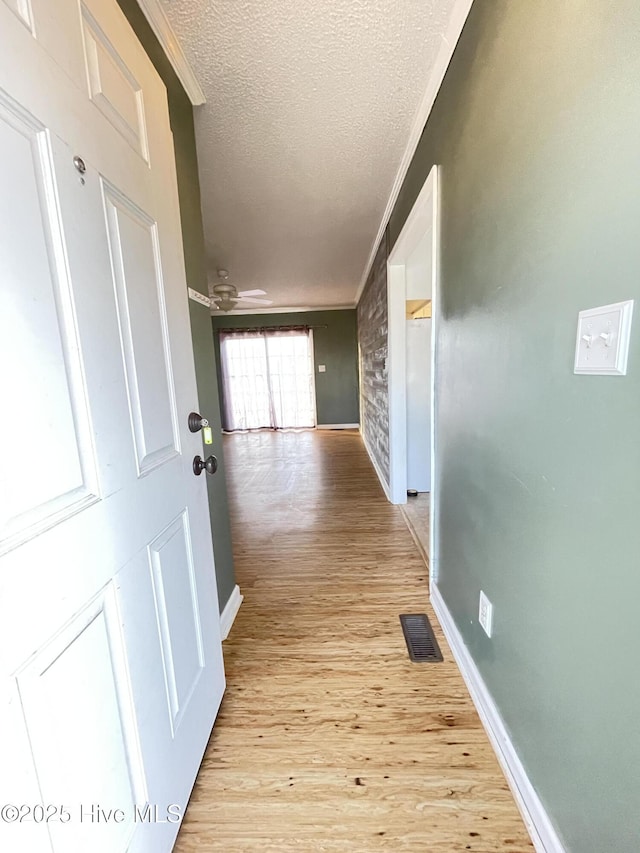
174 429 533 852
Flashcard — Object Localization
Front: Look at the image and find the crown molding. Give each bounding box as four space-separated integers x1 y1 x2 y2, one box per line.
355 0 474 305
136 0 206 105
211 304 356 317
188 287 212 307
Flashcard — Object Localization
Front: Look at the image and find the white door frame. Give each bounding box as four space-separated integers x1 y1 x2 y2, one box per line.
387 164 440 581
308 328 319 427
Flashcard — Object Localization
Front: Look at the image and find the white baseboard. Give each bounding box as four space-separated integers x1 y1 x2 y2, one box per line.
399 504 429 568
219 584 243 641
360 430 391 501
316 423 360 429
430 582 566 853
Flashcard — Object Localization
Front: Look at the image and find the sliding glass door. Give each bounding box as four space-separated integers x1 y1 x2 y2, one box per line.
220 330 316 430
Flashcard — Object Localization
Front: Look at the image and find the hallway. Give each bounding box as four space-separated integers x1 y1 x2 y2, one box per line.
174 430 533 852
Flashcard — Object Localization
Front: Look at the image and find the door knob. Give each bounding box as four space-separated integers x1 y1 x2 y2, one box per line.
188 412 209 432
193 454 218 476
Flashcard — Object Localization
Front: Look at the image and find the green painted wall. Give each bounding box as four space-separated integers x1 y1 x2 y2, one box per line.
389 2 640 851
211 311 360 425
116 0 236 612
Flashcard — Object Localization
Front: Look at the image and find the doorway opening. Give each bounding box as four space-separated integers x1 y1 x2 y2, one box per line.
219 329 317 431
387 165 439 581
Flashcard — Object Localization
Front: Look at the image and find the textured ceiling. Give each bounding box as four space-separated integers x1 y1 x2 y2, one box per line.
162 0 458 310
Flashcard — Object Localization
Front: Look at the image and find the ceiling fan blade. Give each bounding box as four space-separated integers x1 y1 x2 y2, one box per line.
236 296 273 305
237 289 267 297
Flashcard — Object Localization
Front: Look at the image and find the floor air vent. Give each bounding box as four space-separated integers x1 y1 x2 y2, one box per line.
399 613 443 662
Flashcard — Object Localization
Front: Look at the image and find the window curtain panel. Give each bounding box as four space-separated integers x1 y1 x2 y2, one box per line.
219 329 316 431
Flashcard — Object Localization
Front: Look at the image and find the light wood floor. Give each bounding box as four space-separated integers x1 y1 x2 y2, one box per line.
174 429 533 852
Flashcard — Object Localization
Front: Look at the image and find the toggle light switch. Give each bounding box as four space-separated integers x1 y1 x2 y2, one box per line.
574 300 634 375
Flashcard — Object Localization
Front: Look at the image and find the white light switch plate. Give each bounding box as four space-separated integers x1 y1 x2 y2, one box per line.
479 591 493 638
318 364 326 373
574 300 634 375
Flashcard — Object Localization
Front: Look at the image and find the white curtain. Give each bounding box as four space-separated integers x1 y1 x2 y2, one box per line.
219 329 316 430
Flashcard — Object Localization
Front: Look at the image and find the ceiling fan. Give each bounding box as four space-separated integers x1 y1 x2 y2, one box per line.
210 270 273 312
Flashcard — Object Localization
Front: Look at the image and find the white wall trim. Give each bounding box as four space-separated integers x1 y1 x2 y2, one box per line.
386 165 439 515
355 0 473 305
428 168 440 582
399 503 429 568
135 0 206 106
360 431 391 501
219 584 243 641
188 287 212 307
219 304 356 316
386 262 408 505
430 583 566 853
316 423 360 430
308 328 319 427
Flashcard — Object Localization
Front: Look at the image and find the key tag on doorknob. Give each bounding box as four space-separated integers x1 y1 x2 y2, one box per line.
188 411 213 443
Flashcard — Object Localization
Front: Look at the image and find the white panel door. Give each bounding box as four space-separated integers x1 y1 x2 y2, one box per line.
0 2 224 851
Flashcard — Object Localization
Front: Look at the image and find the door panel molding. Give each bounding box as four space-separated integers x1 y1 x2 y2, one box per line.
2 0 33 32
102 179 181 477
0 89 99 556
81 4 149 162
148 510 205 737
17 584 148 851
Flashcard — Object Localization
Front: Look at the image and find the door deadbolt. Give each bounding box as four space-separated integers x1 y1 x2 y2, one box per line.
188 411 209 432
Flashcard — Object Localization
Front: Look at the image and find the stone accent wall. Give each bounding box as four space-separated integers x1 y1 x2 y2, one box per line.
357 236 389 484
